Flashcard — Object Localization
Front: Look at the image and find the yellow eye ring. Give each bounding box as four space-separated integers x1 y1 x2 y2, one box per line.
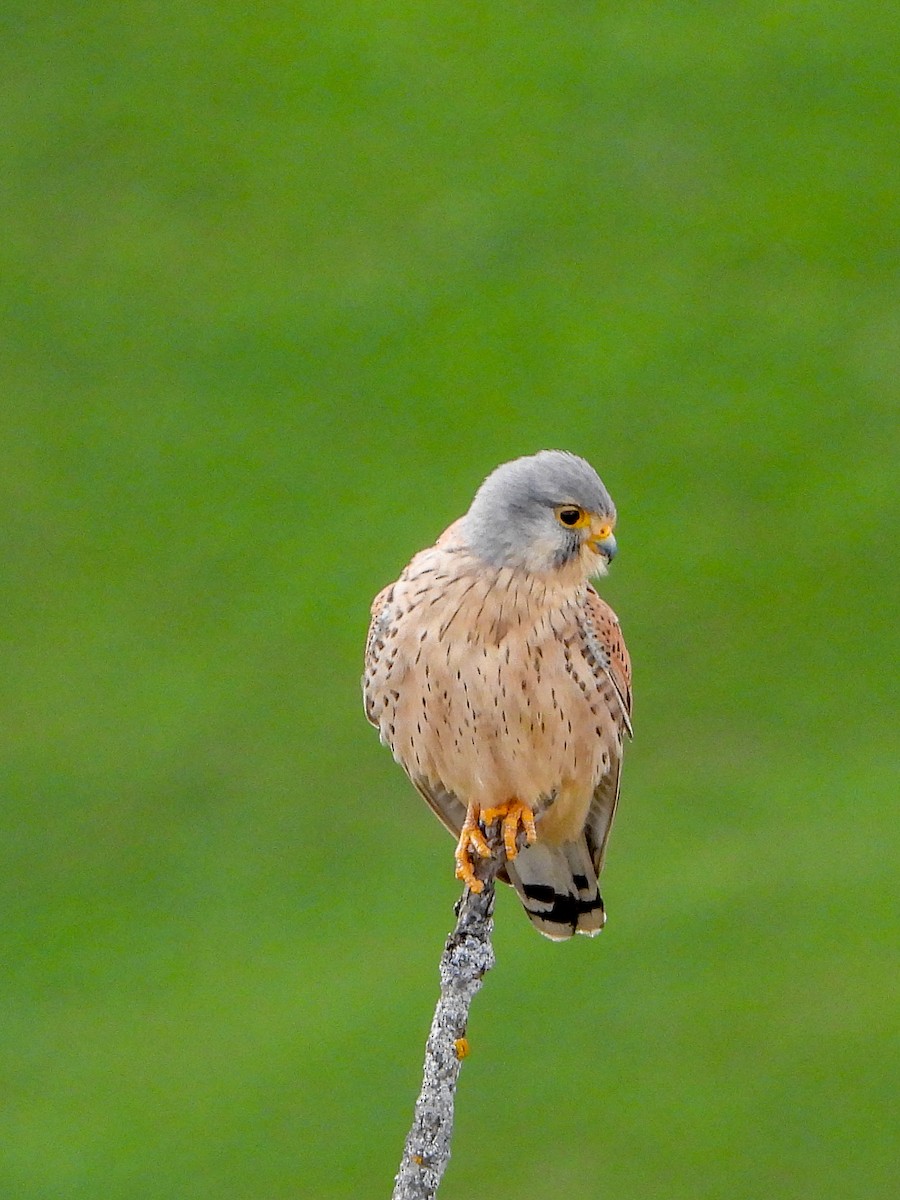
555 505 590 529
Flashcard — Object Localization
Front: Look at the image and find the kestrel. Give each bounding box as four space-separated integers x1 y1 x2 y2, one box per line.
363 451 632 940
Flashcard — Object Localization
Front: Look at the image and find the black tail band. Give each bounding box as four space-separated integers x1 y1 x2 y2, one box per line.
523 884 605 927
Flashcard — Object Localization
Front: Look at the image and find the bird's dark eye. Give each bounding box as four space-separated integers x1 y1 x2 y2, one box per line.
558 507 582 527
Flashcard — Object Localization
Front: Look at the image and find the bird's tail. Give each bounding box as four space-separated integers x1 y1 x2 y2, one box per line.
505 839 605 940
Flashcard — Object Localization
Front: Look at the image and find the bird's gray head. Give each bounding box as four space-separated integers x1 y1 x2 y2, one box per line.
461 450 618 578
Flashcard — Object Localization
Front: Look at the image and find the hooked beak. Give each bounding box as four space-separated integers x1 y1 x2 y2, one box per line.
588 518 617 562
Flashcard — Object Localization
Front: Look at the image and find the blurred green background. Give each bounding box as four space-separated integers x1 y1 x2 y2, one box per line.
2 3 897 1198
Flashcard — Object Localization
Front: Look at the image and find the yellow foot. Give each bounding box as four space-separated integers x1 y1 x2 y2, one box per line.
454 804 491 893
480 799 537 861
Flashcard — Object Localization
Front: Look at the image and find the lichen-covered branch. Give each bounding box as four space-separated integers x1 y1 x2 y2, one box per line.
391 839 503 1200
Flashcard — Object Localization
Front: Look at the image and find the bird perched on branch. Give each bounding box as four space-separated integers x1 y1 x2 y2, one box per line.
363 451 632 940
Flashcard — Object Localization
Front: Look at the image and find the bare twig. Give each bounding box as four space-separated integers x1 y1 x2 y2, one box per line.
391 833 504 1200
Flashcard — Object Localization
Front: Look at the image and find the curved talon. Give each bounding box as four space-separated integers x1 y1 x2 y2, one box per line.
454 804 491 893
455 798 538 891
481 799 537 860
